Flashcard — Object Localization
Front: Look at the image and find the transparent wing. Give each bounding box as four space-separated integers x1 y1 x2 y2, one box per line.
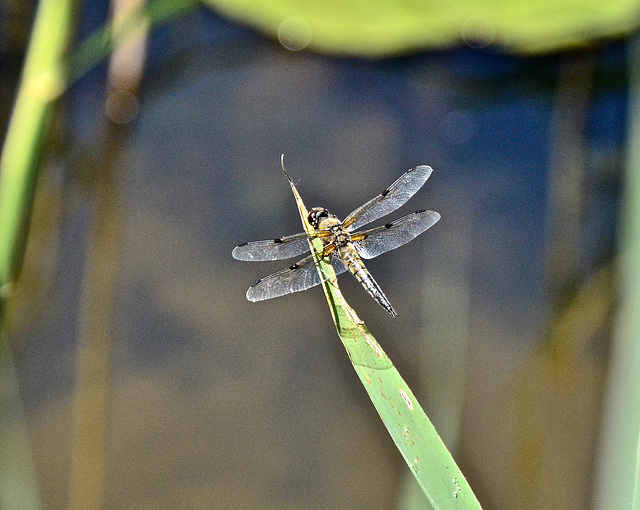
352 210 440 260
232 232 310 261
343 165 433 232
246 255 347 301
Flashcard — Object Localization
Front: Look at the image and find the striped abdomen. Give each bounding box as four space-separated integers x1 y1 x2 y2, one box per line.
337 244 397 317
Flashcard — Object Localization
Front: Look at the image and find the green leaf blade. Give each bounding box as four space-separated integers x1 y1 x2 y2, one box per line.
316 244 481 509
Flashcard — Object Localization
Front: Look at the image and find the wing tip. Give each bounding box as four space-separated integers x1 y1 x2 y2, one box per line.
232 243 252 260
413 164 433 178
246 282 262 302
413 209 441 222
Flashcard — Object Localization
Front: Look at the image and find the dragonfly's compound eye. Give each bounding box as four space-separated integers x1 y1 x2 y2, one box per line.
308 208 329 228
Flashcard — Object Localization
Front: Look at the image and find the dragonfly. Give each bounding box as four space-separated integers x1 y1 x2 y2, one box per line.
232 165 440 317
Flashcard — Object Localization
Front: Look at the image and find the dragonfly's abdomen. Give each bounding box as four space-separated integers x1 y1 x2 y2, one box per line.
337 244 398 317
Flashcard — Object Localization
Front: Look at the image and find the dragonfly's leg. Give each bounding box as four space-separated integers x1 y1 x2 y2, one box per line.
326 276 340 290
316 252 342 289
320 244 336 258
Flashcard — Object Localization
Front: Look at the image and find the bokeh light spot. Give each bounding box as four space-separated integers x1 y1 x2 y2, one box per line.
461 16 495 49
105 90 139 124
278 18 312 51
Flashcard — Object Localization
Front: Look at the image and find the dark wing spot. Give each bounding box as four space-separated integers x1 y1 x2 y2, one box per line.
288 263 299 270
381 188 390 197
384 222 393 229
414 209 426 214
273 238 283 243
236 242 249 247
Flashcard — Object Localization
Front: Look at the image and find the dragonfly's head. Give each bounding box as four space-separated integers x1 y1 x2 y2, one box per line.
308 207 339 230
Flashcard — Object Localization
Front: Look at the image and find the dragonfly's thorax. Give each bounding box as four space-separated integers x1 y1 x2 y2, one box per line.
330 226 351 248
309 207 352 247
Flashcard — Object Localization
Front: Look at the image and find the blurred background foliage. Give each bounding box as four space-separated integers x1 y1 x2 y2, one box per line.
0 0 638 509
204 0 639 55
